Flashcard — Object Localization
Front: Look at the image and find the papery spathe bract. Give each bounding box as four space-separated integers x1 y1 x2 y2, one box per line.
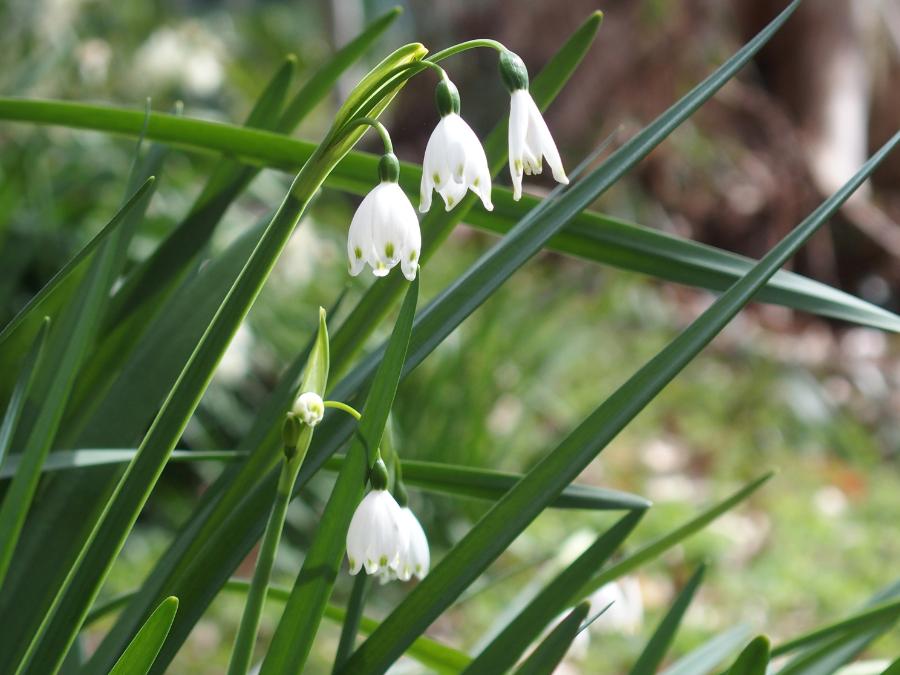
347 160 421 280
346 488 409 576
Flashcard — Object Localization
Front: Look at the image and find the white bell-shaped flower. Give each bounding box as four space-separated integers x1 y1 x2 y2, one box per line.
346 487 409 576
347 153 421 281
499 50 568 200
292 391 324 427
420 79 492 213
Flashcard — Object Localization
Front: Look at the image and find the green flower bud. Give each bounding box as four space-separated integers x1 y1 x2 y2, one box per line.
378 152 400 182
498 50 529 92
435 77 461 117
369 457 390 490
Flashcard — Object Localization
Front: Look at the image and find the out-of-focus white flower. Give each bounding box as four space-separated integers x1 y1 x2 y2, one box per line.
77 39 112 85
348 154 421 280
292 392 324 427
346 489 408 576
588 577 643 635
134 24 224 97
420 79 493 213
499 50 568 200
216 322 254 386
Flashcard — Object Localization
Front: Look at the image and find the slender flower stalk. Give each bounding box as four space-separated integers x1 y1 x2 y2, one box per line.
226 398 324 675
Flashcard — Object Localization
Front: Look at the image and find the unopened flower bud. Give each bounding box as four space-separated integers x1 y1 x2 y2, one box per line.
293 391 324 427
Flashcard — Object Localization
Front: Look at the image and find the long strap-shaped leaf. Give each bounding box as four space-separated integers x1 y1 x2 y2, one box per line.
723 636 771 675
338 129 900 675
108 597 178 675
0 318 48 469
3 105 899 332
259 277 419 674
465 511 643 674
0 179 153 594
0 318 49 587
513 603 590 675
85 579 471 674
12 42 428 675
773 579 900 675
771 599 900 658
0 448 648 511
630 565 706 675
660 626 751 675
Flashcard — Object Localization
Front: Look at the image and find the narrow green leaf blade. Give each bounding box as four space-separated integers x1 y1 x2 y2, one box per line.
0 317 50 587
0 317 48 469
108 597 178 675
630 565 706 675
0 448 649 512
661 626 751 675
259 277 419 675
85 580 470 674
465 511 643 674
512 602 590 675
0 179 154 594
775 582 900 675
724 636 771 675
771 599 900 658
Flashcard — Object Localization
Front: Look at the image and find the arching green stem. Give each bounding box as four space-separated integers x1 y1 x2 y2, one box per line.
340 117 393 155
429 38 506 63
324 400 362 421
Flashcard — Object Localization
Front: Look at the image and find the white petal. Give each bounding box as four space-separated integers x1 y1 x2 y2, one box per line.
347 191 375 276
507 91 530 200
526 93 568 185
437 179 467 211
401 507 430 579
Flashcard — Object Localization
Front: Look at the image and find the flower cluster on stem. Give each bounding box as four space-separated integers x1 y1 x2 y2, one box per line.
345 43 567 281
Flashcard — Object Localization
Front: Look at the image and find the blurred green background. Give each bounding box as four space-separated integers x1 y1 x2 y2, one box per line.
1 0 898 672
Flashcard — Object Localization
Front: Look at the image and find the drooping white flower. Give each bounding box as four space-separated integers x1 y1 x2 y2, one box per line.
346 488 408 576
420 78 493 213
292 391 324 427
588 577 643 635
347 153 421 281
499 50 568 200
